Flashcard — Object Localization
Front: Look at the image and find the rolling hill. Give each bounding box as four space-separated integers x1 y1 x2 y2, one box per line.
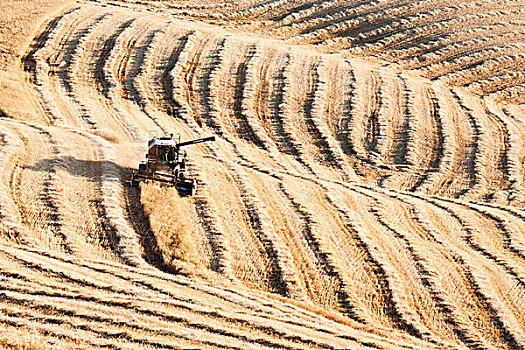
0 0 525 348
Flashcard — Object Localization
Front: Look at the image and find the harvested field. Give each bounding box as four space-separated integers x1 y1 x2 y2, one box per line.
1 0 525 348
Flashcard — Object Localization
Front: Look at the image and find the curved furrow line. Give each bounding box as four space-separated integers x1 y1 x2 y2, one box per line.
186 161 233 276
239 43 304 170
0 247 367 350
498 105 525 203
170 36 248 277
482 98 525 203
406 82 444 193
341 7 525 58
227 42 297 172
183 32 218 129
398 30 525 76
7 121 143 265
169 0 292 22
333 59 379 180
65 11 121 130
332 61 354 152
305 58 356 181
251 45 276 139
491 82 525 105
373 71 414 191
28 6 92 125
444 52 525 88
463 90 510 200
37 12 172 263
1 120 101 256
92 15 132 98
0 307 126 349
0 290 277 350
363 70 381 164
337 2 522 57
47 9 112 128
356 7 488 55
270 0 377 37
293 0 466 48
0 291 187 350
20 282 333 349
37 260 363 349
159 0 269 11
245 0 339 25
162 31 204 130
240 149 525 289
277 178 431 341
168 31 211 131
67 11 153 140
267 52 315 175
0 243 150 301
0 248 309 348
0 246 227 314
431 196 525 278
0 223 442 348
154 30 200 129
0 123 36 246
0 318 95 349
350 187 486 348
345 62 388 170
198 36 230 133
232 43 269 148
415 83 467 197
49 11 138 141
0 285 372 350
21 242 354 333
22 4 80 83
276 53 352 179
373 69 399 167
284 0 429 44
341 187 458 345
222 161 303 299
73 14 138 139
273 178 360 318
485 205 525 261
369 187 522 349
265 0 354 35
412 197 525 347
414 34 525 81
27 232 444 349
395 73 418 170
471 70 525 98
449 88 493 199
102 16 152 142
123 19 173 132
275 175 393 324
197 155 431 333
171 36 308 282
36 7 110 128
208 124 520 348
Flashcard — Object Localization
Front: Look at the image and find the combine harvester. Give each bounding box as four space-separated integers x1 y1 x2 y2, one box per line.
130 134 216 195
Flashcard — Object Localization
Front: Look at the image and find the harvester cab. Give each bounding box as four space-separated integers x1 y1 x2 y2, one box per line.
130 134 216 196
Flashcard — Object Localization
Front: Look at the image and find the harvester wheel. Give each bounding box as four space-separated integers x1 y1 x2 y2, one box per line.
129 172 139 187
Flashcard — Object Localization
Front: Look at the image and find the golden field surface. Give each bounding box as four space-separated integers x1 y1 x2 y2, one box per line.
1 0 525 348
